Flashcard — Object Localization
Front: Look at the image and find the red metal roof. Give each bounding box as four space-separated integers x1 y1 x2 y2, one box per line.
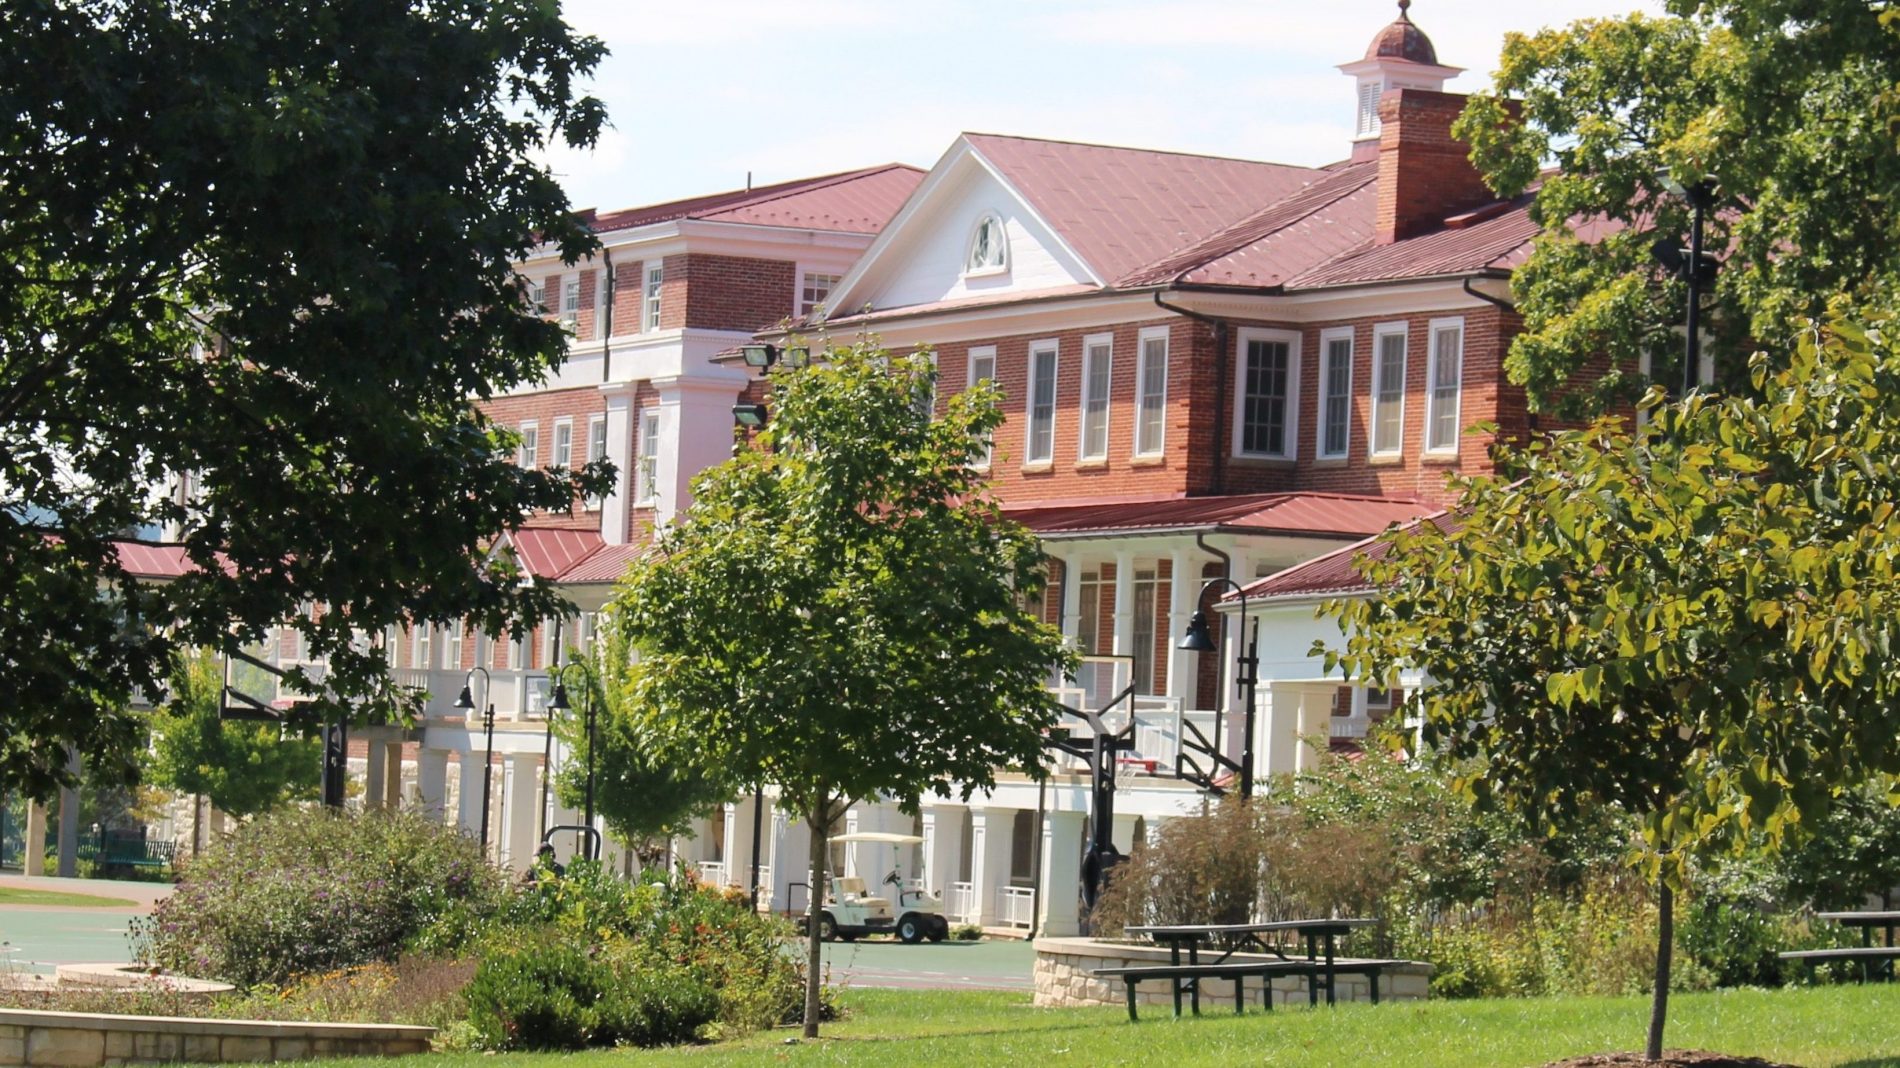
112 541 197 580
1004 492 1428 540
1285 197 1539 289
1121 163 1379 287
1234 509 1455 600
588 164 924 236
555 542 645 585
506 528 604 581
964 134 1320 285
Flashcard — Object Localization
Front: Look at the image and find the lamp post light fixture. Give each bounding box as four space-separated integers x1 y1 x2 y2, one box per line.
739 342 809 370
543 661 597 861
732 403 769 428
453 666 496 852
1650 173 1721 396
1177 578 1260 801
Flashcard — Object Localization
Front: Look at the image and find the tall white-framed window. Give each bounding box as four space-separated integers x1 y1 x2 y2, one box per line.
1371 322 1408 456
967 346 997 469
446 622 465 672
517 422 539 468
1135 326 1169 457
528 277 546 313
1425 317 1464 453
799 272 839 318
1131 567 1160 694
966 213 1008 274
585 413 607 510
644 266 663 332
636 408 661 505
413 624 432 673
1076 567 1106 655
1024 341 1058 465
560 277 580 329
541 617 563 669
551 418 573 470
1234 328 1300 459
1318 327 1354 459
474 632 490 674
1079 333 1113 461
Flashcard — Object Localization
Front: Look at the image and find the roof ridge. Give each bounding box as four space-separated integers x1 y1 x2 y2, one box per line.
1118 163 1379 287
696 163 926 218
589 164 921 231
961 131 1317 172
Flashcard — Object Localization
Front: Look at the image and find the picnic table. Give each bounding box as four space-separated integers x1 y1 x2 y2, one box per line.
1779 910 1900 983
1099 919 1404 1020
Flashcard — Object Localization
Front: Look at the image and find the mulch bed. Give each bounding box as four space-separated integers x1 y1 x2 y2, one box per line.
1545 1053 1799 1068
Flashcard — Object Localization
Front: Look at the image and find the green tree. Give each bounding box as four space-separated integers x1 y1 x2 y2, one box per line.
1324 321 1900 1059
607 342 1071 1037
1455 1 1900 413
145 651 320 824
551 618 726 869
0 0 612 798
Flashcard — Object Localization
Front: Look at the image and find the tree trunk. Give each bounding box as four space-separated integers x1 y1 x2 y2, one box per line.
1646 877 1674 1062
803 799 830 1040
191 794 203 858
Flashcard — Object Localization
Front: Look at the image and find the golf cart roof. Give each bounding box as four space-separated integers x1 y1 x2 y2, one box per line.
831 832 924 845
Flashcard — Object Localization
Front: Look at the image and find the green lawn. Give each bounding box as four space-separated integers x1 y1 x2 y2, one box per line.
0 887 136 908
381 985 1898 1068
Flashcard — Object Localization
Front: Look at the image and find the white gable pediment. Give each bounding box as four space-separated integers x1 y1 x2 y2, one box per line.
824 138 1100 319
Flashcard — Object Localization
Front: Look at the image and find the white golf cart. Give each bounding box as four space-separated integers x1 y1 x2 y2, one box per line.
815 832 950 944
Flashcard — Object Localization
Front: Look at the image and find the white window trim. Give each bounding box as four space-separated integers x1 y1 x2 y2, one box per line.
1317 326 1354 460
1425 316 1465 454
1078 332 1113 462
1370 321 1408 457
636 408 661 506
644 265 664 333
551 417 573 471
1023 339 1059 467
559 277 581 329
1232 327 1302 460
797 267 841 320
517 421 539 469
1134 325 1170 458
962 212 1009 279
585 413 607 511
967 345 998 470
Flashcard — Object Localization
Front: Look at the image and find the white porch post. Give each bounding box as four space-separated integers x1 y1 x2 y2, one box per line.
1110 812 1141 855
1295 685 1334 776
842 807 862 878
1058 551 1081 645
968 805 1015 927
364 739 387 811
1111 551 1135 670
504 754 539 873
417 748 448 821
922 803 966 895
1037 810 1086 937
383 744 404 810
456 752 485 837
597 385 635 545
1168 548 1195 702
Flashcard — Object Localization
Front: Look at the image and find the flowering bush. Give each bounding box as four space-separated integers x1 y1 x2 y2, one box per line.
132 808 505 989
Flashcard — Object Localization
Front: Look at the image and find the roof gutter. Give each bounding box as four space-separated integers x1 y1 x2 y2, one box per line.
1153 291 1230 495
1461 269 1515 312
1033 523 1392 544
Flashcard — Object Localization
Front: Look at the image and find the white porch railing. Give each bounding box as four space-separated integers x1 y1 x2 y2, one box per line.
753 866 772 908
1330 717 1370 740
996 886 1036 928
695 860 729 887
391 667 551 722
946 881 976 923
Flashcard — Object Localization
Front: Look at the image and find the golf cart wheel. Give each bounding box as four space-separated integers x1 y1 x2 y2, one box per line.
818 913 838 942
926 917 948 943
898 914 925 944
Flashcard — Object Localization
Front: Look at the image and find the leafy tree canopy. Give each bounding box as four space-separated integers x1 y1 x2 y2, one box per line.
1 0 612 796
145 650 319 819
1325 319 1900 1055
1456 1 1900 413
608 342 1071 1035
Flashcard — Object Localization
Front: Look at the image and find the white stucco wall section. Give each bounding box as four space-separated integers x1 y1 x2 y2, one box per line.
827 139 1101 317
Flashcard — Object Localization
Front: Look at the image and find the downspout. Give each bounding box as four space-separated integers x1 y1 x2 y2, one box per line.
601 249 615 382
1153 291 1230 495
1460 274 1538 434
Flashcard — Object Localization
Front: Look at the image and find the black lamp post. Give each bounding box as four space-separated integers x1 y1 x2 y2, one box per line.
544 661 595 861
1178 578 1259 801
1651 174 1720 396
453 666 496 852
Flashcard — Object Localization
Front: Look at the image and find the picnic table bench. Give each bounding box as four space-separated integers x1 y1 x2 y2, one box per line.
1780 910 1900 983
1101 919 1406 1021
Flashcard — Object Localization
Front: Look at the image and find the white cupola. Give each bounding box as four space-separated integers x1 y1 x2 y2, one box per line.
1337 1 1464 148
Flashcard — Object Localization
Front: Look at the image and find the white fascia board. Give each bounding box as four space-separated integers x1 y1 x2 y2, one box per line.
1164 279 1494 323
673 218 875 256
827 291 1161 349
823 137 976 317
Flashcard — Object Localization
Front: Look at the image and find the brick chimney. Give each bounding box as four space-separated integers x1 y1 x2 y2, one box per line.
1374 88 1494 244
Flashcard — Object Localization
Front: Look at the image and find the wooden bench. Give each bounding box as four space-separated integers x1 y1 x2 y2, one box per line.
1778 946 1900 983
1093 958 1411 1021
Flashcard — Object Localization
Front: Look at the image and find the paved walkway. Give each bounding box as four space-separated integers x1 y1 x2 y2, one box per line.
822 937 1034 991
0 875 167 975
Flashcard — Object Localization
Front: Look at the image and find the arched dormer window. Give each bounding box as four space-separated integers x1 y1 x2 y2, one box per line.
966 213 1007 274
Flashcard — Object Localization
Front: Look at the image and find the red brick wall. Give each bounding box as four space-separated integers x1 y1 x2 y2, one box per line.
658 253 797 333
1376 89 1495 244
480 386 612 531
610 258 644 335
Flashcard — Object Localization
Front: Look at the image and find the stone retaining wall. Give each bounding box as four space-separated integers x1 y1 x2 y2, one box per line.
1032 937 1431 1011
0 1009 432 1067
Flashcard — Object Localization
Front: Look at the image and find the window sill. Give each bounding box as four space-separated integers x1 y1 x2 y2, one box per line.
1075 458 1109 470
961 266 1009 281
1366 453 1404 467
1021 462 1054 475
1230 454 1296 467
1313 454 1350 466
1129 454 1167 468
1421 450 1461 465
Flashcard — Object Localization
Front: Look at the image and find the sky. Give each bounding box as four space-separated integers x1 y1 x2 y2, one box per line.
543 0 1664 213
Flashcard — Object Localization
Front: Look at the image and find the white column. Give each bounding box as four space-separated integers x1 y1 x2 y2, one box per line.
364 739 387 811
777 813 810 914
968 806 1016 927
384 744 404 810
24 800 46 876
651 374 749 525
922 804 966 895
1111 551 1135 671
417 748 449 821
1295 685 1334 776
1110 813 1141 855
504 754 539 872
456 751 486 836
1038 810 1086 937
1168 548 1196 703
597 384 635 545
1057 552 1081 644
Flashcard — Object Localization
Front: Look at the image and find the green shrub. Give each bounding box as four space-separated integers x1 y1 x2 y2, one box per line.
132 808 505 988
463 933 717 1050
951 923 983 941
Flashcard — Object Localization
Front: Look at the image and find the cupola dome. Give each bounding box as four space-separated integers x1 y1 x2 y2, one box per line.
1364 1 1439 66
1337 1 1463 152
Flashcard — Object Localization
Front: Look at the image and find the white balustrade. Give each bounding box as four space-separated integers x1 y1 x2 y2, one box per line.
696 860 729 887
996 886 1036 928
946 881 976 923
